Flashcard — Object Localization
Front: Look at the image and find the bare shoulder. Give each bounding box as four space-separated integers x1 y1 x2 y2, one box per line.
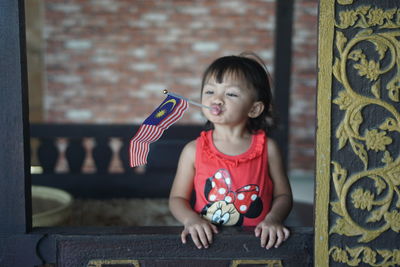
267 137 282 158
179 139 197 163
182 139 196 154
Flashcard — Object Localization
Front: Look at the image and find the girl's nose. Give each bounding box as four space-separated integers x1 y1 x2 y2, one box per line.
212 94 224 105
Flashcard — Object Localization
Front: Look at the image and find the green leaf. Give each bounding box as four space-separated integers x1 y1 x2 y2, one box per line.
349 110 363 134
355 29 373 38
389 170 400 186
350 139 368 169
357 5 371 15
336 31 347 55
331 201 344 216
330 218 362 237
366 208 384 223
348 49 364 61
371 80 380 99
333 90 352 110
379 118 398 132
377 249 392 261
336 122 348 150
375 178 386 195
333 57 342 83
346 246 363 266
332 161 348 194
358 231 381 243
371 40 388 60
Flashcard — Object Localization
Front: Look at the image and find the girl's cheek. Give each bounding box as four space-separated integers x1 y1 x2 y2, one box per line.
202 96 211 103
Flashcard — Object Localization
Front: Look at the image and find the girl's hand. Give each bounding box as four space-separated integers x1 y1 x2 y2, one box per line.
181 216 218 249
254 216 290 249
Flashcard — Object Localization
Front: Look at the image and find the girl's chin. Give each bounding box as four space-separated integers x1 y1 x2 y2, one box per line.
206 112 224 120
207 117 227 125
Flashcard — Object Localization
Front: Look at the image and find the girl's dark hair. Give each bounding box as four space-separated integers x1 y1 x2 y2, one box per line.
201 52 276 133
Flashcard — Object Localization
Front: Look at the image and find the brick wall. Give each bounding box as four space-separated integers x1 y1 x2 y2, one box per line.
40 0 317 177
290 0 318 177
44 0 276 124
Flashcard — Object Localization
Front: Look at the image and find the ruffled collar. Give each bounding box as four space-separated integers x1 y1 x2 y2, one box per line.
200 130 265 166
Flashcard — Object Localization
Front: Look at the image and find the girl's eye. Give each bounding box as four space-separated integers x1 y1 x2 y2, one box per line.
204 90 214 95
226 93 238 97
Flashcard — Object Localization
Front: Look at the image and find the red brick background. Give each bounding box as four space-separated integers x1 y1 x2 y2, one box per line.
42 0 317 177
290 0 318 176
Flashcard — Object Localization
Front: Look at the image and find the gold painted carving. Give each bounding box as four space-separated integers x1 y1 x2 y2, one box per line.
328 4 400 266
329 246 400 266
337 0 355 6
87 259 140 267
87 259 282 267
231 259 283 267
315 0 336 265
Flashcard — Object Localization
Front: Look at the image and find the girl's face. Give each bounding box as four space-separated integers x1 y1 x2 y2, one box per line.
201 73 264 127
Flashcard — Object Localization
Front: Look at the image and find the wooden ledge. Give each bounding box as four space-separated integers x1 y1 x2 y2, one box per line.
33 226 313 266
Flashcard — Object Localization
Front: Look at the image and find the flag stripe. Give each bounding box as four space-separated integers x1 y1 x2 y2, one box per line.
130 125 151 166
129 96 188 167
137 126 163 165
130 126 148 166
159 100 188 129
130 125 164 166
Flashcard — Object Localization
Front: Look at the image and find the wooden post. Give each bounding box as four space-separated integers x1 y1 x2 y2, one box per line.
273 0 294 168
0 0 31 234
316 0 400 266
0 1 43 265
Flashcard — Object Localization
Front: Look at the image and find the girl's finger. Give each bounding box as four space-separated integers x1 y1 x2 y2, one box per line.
211 224 219 234
275 230 284 248
181 229 188 244
266 229 276 250
204 225 214 244
254 225 261 237
189 229 203 249
260 227 269 247
196 226 209 248
283 227 290 240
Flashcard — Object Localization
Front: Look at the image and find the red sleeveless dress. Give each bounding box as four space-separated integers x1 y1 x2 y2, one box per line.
193 130 273 226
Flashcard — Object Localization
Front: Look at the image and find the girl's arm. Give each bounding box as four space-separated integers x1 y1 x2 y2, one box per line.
169 141 218 249
255 138 293 249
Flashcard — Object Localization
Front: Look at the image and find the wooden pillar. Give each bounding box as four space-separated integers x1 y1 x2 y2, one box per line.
316 0 400 266
0 0 31 234
25 0 44 123
273 0 294 169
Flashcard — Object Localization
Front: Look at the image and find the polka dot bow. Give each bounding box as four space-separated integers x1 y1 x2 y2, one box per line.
207 169 259 214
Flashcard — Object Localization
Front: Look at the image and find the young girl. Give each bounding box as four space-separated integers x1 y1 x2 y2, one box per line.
169 52 292 250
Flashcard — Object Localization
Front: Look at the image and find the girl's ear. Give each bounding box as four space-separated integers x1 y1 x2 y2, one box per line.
248 101 264 118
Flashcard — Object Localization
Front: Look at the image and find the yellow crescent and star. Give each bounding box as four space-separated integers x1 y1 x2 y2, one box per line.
155 99 176 118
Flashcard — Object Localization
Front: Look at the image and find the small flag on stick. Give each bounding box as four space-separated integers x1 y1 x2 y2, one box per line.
129 94 188 167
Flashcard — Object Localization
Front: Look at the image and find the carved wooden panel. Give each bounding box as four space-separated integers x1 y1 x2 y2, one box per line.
87 259 283 267
316 0 400 266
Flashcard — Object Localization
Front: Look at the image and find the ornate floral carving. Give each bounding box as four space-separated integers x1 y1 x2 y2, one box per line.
330 4 400 266
365 129 392 152
337 0 355 6
330 246 400 266
336 6 399 29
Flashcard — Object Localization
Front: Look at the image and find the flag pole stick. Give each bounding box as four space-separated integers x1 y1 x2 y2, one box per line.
163 89 211 109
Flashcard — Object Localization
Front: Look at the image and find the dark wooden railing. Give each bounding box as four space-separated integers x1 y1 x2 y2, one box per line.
30 123 203 198
30 124 313 266
34 226 313 267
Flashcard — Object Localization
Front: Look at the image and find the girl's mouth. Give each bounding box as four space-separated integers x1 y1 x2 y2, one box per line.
210 105 222 115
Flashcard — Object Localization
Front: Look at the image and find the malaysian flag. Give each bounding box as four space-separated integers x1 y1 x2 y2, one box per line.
129 94 188 167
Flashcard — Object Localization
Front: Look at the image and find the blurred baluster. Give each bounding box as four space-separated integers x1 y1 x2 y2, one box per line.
65 138 85 173
92 137 112 174
37 138 58 173
109 138 124 173
82 137 96 173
